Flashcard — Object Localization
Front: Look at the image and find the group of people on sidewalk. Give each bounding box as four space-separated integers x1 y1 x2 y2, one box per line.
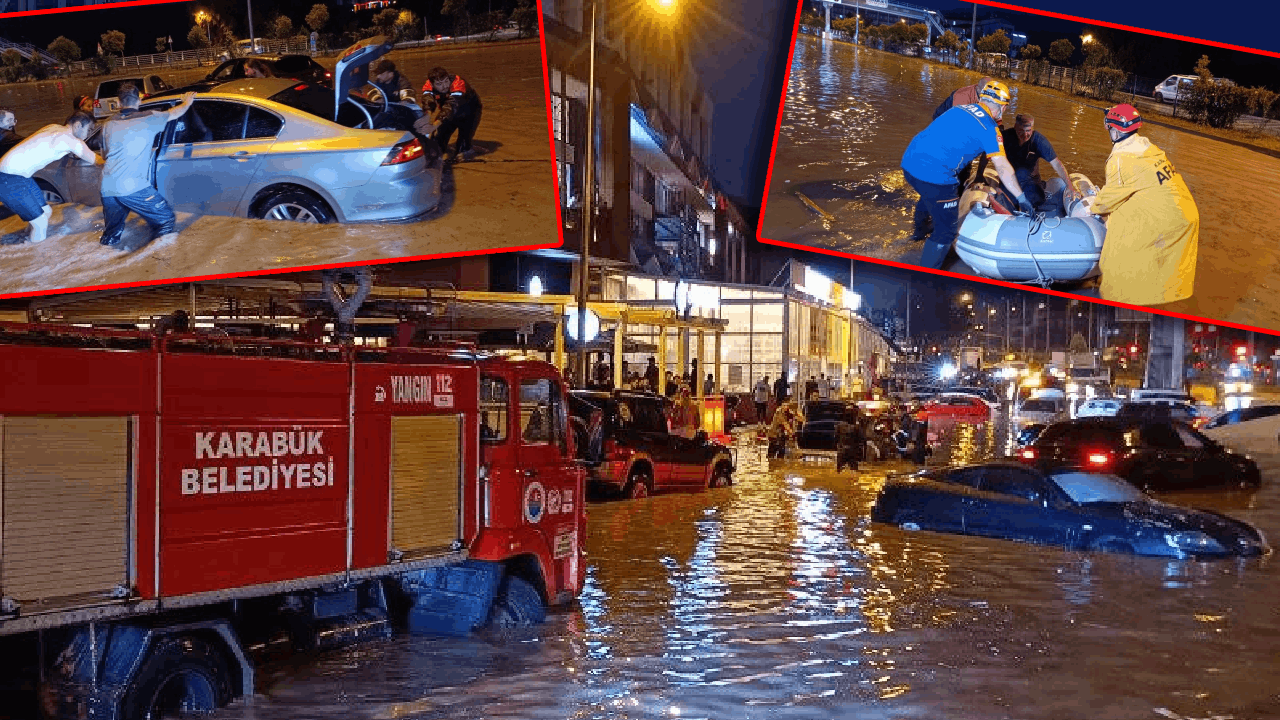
0 60 482 247
900 76 1200 307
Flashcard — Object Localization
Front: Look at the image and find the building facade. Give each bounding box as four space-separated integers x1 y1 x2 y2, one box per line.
542 0 749 284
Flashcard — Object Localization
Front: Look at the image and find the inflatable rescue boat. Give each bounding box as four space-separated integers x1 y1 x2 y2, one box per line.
955 173 1107 283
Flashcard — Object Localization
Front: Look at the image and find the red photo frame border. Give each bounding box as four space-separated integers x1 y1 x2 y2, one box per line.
757 0 1280 337
0 0 565 300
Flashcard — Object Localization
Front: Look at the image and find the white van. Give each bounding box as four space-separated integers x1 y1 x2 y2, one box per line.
1153 75 1196 103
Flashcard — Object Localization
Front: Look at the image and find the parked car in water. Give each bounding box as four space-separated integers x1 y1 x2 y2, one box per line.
1203 404 1280 452
919 393 992 421
1075 397 1122 418
1116 401 1202 427
568 390 735 499
93 75 173 118
871 462 1269 558
36 37 441 225
1013 395 1068 429
1019 418 1261 492
182 55 333 93
795 400 860 453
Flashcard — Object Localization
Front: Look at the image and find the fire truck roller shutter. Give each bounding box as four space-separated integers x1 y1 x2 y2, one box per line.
1 416 131 604
390 414 464 559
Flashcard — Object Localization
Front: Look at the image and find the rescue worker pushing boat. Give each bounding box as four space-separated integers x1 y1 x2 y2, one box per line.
1090 104 1200 305
900 80 1033 270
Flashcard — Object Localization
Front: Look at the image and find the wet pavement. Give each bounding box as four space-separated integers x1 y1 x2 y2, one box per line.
0 40 557 296
188 409 1280 720
762 36 1280 330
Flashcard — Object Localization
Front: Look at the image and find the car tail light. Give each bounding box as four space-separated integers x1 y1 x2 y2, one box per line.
93 99 101 108
381 138 424 166
1085 450 1111 467
1018 448 1037 461
294 83 310 91
325 72 332 79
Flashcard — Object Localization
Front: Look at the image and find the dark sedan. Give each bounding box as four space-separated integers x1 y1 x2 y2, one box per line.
183 55 333 93
795 400 860 451
871 462 1269 558
1020 418 1261 492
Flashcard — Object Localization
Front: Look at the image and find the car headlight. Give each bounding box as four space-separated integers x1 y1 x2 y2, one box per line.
1164 531 1225 554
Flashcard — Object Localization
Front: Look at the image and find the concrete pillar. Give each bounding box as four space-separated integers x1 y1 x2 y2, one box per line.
714 332 722 394
554 306 565 374
678 327 688 387
1145 314 1186 390
696 330 706 398
658 326 668 396
613 315 625 389
823 1 832 37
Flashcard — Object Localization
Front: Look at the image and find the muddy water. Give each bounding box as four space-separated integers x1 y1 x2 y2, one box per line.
763 36 1280 329
0 41 557 296
192 411 1280 720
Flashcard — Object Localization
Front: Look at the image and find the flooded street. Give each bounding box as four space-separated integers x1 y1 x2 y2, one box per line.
187 411 1280 720
0 41 556 296
762 37 1280 329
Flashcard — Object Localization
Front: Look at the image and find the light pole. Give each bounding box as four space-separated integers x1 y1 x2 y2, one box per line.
576 0 598 389
246 0 256 53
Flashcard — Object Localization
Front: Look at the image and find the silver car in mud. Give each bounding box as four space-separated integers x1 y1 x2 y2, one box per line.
36 38 442 224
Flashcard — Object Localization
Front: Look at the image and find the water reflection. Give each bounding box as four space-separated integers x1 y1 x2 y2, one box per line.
186 416 1280 720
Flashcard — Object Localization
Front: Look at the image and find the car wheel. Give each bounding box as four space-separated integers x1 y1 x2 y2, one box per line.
487 575 546 628
120 636 232 720
35 180 64 205
623 468 652 500
254 189 335 224
1154 92 1164 103
708 464 732 489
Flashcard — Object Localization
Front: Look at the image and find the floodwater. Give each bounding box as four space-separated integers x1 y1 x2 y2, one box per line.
762 36 1280 330
0 41 557 296
187 410 1280 720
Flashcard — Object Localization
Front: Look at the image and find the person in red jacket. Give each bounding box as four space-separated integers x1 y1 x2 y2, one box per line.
421 66 483 162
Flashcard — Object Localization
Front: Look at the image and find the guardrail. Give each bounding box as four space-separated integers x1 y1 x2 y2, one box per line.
39 28 527 77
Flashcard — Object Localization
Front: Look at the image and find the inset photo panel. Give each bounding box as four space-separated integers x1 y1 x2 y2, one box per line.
759 0 1280 331
0 0 558 297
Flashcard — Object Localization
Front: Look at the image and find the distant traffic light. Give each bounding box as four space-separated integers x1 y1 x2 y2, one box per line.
1129 345 1139 354
1236 345 1248 356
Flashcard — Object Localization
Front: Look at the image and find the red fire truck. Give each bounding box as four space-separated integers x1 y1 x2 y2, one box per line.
0 322 586 719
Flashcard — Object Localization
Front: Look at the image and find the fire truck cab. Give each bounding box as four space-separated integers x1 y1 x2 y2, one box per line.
0 323 585 719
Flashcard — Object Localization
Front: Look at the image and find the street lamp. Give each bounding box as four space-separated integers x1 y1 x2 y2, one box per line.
195 9 212 44
576 0 599 388
1081 34 1093 44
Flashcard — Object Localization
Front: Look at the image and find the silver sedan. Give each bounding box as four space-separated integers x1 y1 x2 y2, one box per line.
36 78 442 224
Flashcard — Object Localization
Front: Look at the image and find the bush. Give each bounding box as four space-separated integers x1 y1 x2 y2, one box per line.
1182 80 1251 128
1090 67 1127 102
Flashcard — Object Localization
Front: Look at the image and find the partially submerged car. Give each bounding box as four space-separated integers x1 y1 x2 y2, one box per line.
1020 418 1261 493
795 400 860 454
568 390 734 499
37 36 441 225
871 462 1269 558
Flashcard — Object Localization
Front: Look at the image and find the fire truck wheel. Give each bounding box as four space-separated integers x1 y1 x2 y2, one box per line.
121 635 231 719
624 468 652 499
709 465 732 488
488 575 546 627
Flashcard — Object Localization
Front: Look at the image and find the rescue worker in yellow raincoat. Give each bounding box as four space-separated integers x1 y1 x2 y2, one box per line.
1091 104 1199 305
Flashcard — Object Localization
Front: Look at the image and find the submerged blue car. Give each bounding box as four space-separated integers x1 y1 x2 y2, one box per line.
871 462 1269 558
